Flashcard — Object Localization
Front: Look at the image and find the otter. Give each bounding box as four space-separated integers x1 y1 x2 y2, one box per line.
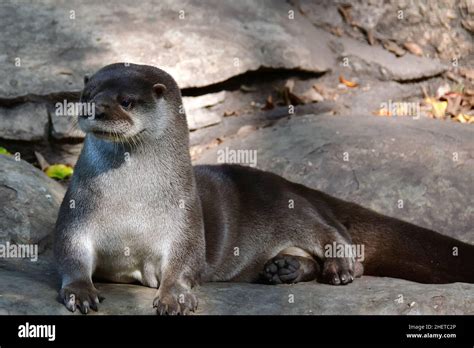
54 63 474 315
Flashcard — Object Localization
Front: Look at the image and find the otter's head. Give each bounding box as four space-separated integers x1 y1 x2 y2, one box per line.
79 63 183 142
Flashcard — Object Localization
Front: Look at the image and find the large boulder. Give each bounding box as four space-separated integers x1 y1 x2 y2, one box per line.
0 155 65 252
0 0 334 99
0 0 446 101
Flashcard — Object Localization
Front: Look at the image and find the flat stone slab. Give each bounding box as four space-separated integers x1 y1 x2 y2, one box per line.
184 91 226 130
195 113 474 243
0 256 473 315
0 0 334 99
0 103 49 141
336 34 447 81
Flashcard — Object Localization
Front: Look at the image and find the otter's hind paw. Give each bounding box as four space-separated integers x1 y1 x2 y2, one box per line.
263 255 304 284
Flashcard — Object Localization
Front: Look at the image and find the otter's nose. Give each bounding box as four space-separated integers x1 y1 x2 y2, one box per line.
79 101 109 120
94 103 110 119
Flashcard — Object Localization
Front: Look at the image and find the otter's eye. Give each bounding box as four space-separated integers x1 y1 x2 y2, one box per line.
120 98 133 109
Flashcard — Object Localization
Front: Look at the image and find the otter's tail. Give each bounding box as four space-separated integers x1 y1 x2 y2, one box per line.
330 197 474 284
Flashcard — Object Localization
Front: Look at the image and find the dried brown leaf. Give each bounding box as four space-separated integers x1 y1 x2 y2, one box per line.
403 42 423 56
223 110 237 117
339 75 359 88
261 95 275 110
338 4 353 24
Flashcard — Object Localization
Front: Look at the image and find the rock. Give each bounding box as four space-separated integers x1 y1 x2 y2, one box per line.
187 109 222 131
184 91 226 130
184 91 227 110
195 278 474 315
0 0 334 99
300 87 324 103
195 113 474 243
299 0 473 63
0 155 65 252
0 103 48 141
459 67 474 81
190 103 337 151
0 255 473 314
461 19 474 32
338 79 441 116
296 0 344 29
236 125 258 137
0 112 473 315
463 0 474 14
50 111 85 140
336 34 447 81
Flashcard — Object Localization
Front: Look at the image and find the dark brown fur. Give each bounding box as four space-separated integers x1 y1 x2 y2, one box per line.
195 164 474 284
55 63 474 316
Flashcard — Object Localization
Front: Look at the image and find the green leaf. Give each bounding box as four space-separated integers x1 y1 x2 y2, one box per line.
45 164 74 180
0 146 11 155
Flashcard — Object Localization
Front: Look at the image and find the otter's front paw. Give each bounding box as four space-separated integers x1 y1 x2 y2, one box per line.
321 257 354 285
153 287 198 315
59 281 104 314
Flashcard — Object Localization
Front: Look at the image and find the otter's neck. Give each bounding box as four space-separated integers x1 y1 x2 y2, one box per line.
80 120 194 188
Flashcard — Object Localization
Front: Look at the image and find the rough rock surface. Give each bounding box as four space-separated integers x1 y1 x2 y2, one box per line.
0 0 449 100
1 253 473 315
0 155 65 252
50 107 85 140
298 0 474 62
0 0 334 99
0 114 473 315
336 34 447 81
196 113 474 243
184 91 226 130
0 1 472 316
0 103 49 141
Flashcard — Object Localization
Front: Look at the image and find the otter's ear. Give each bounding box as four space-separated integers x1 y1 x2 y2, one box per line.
84 75 90 85
153 83 167 97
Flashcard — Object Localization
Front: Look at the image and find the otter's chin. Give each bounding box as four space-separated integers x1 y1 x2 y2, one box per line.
91 130 120 140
